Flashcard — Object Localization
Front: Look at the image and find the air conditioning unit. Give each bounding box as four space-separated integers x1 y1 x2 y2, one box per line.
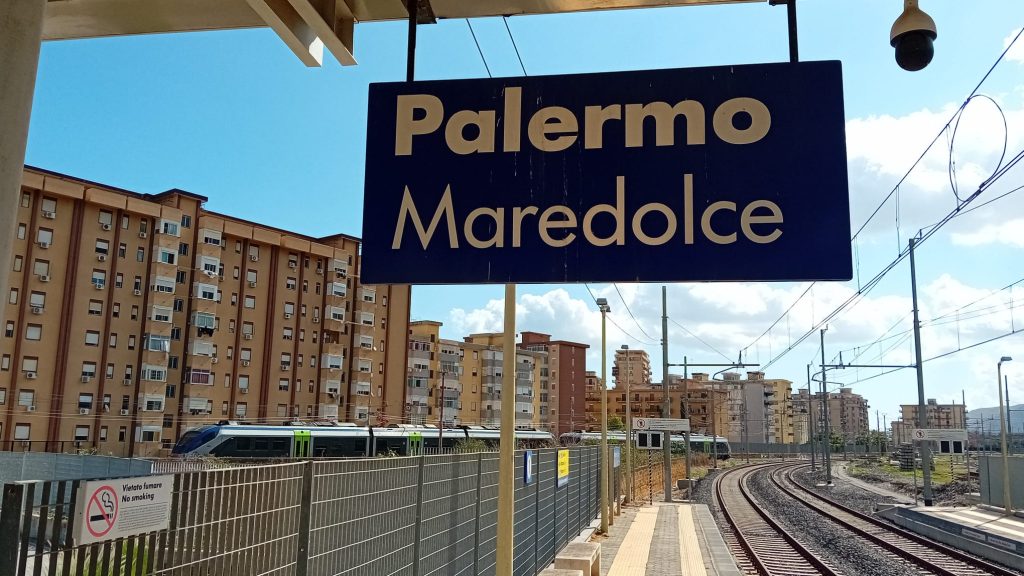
284 313 292 319
25 371 37 380
139 231 148 239
205 270 217 278
38 241 50 249
288 262 297 269
93 281 104 290
248 281 256 288
280 364 289 371
39 275 50 283
97 254 107 262
123 378 132 386
27 405 36 412
243 334 253 340
31 306 43 315
240 388 249 394
42 211 55 220
79 408 90 415
120 409 130 416
81 375 92 383
134 289 142 296
211 357 218 364
241 360 250 367
102 223 112 231
250 255 260 262
312 317 320 324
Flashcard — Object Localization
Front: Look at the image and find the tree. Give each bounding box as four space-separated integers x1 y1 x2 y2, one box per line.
608 415 625 431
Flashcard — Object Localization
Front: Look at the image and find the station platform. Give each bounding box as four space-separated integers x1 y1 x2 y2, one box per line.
595 501 740 576
879 504 1024 571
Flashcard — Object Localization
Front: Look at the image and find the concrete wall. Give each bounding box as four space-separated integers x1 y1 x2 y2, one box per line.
0 450 152 485
978 454 1024 509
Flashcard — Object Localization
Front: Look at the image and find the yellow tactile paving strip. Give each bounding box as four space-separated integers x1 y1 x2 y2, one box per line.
607 507 660 575
678 506 708 576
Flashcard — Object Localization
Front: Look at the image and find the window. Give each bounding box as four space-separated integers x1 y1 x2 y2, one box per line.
235 402 247 417
361 288 376 303
95 239 109 255
121 215 130 230
280 353 292 368
85 331 99 346
188 369 212 385
328 306 345 322
4 322 13 337
143 365 167 382
91 270 106 288
195 283 218 301
81 362 97 377
106 364 114 378
173 298 184 312
100 427 108 441
131 306 138 320
88 300 103 315
13 256 22 272
150 276 175 293
151 306 172 323
160 220 180 237
201 229 222 246
360 312 374 326
243 295 256 309
21 193 30 208
14 424 30 441
25 325 43 341
248 245 260 260
238 376 250 393
168 356 179 370
178 242 189 256
140 219 148 236
37 228 53 245
284 302 295 316
119 427 126 442
134 277 142 291
8 289 17 305
199 256 221 276
98 211 113 226
329 282 347 297
114 273 123 288
33 259 49 277
246 269 257 284
118 243 127 258
78 394 94 409
279 379 289 391
17 224 26 240
29 292 44 308
171 327 181 341
191 312 216 329
278 404 288 417
40 198 57 215
22 358 38 373
1 355 9 371
283 327 293 340
143 395 165 411
176 270 187 284
181 215 192 228
146 334 170 353
286 277 296 290
156 249 177 265
0 388 5 402
128 335 136 350
109 333 117 347
240 348 252 362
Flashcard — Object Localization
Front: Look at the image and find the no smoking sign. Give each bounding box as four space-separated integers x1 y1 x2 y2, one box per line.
85 485 118 539
74 474 174 545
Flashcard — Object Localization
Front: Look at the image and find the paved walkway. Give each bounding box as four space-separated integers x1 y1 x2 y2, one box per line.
595 501 740 576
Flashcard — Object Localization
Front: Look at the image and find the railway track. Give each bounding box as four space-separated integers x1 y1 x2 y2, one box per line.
713 464 840 576
770 463 1018 576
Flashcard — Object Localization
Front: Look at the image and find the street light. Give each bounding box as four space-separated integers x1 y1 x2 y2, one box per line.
997 356 1013 515
596 298 611 534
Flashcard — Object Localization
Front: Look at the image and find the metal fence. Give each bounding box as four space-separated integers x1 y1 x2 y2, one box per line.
0 446 600 576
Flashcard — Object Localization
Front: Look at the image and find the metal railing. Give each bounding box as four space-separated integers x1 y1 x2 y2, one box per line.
0 446 600 576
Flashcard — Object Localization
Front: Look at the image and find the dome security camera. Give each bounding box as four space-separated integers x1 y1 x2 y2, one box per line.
890 0 937 71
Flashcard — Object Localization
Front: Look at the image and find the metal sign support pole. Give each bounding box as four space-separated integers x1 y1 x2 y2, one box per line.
909 237 933 505
496 283 516 576
661 287 672 501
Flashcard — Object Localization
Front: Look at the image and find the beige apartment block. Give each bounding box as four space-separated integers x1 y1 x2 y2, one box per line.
519 331 589 435
613 346 652 389
583 374 728 437
890 398 967 444
794 385 870 443
692 371 794 444
0 167 409 457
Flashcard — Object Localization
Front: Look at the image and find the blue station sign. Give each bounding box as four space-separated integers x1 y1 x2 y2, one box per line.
360 61 851 284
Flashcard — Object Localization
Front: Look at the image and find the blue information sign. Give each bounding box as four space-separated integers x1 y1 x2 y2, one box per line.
523 450 535 485
361 61 851 284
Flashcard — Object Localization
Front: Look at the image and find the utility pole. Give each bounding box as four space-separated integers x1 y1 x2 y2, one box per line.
597 298 610 534
661 287 672 502
909 236 934 506
623 345 632 503
820 328 833 485
438 370 445 452
807 364 816 470
1006 375 1012 456
682 356 692 480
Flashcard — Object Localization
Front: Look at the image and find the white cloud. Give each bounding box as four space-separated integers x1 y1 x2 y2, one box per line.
1004 28 1024 64
950 218 1024 248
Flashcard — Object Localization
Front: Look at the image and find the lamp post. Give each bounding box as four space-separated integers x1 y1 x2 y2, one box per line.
438 369 446 452
597 298 611 534
622 345 633 503
997 356 1013 515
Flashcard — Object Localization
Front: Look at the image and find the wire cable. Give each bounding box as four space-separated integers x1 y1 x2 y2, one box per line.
465 20 493 78
612 283 656 341
503 16 528 76
667 317 732 362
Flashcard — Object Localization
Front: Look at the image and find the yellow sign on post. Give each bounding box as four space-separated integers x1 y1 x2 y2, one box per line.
557 449 570 487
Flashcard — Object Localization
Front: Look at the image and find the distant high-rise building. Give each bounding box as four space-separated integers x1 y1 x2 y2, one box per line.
1 167 410 456
519 331 589 435
794 386 870 444
890 398 967 444
613 347 651 389
694 371 794 444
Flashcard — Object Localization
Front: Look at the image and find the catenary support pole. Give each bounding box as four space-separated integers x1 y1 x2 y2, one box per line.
496 283 516 575
0 1 45 326
807 364 816 470
909 237 933 506
661 287 672 501
820 329 833 485
684 357 692 480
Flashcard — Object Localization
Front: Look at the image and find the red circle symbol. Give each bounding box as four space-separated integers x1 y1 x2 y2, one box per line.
85 485 118 538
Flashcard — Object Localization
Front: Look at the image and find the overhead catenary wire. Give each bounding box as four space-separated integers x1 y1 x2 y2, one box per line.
613 283 657 341
667 317 732 362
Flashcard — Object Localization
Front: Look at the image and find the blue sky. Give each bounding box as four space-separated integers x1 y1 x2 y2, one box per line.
26 1 1024 429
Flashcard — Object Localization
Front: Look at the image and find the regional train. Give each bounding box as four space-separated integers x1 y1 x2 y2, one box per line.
171 421 555 458
558 431 731 459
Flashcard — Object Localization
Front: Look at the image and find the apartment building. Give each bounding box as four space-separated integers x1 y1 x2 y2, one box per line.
519 331 589 435
694 371 794 444
612 346 652 389
0 167 410 456
794 386 870 443
583 373 729 436
890 399 967 444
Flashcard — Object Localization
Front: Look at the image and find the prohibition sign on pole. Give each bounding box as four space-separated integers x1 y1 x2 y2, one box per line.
85 485 118 539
